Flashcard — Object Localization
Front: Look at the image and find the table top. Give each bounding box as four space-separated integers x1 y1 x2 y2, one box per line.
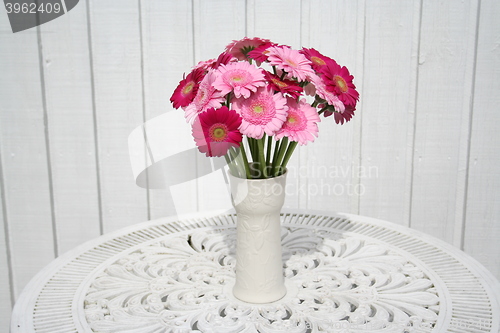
11 210 500 333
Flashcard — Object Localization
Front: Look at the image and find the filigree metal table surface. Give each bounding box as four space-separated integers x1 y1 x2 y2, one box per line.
11 210 500 333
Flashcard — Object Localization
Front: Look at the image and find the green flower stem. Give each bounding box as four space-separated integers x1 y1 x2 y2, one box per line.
280 141 298 172
247 137 256 163
239 142 251 179
224 153 237 176
273 137 289 177
257 136 268 178
228 147 242 178
266 134 273 167
311 100 319 108
271 138 281 174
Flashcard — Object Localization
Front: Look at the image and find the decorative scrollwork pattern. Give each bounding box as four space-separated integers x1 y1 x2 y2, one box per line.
84 227 439 333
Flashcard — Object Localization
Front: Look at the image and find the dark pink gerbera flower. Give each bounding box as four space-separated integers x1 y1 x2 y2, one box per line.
264 71 303 98
247 42 275 64
210 52 237 69
192 106 243 157
300 47 336 72
320 61 359 107
225 37 272 61
170 68 205 109
324 104 356 125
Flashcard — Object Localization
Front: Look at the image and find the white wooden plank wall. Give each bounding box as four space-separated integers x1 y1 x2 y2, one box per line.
0 0 499 330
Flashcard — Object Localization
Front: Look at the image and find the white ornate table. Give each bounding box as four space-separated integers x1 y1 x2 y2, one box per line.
11 210 500 333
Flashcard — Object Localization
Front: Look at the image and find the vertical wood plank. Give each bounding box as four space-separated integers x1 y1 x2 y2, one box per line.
410 0 478 244
0 13 56 297
300 0 364 213
0 174 12 333
88 0 148 232
192 0 246 212
464 0 500 279
39 1 100 254
358 0 420 225
140 0 198 219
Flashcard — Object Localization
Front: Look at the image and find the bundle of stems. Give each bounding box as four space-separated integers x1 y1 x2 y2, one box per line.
225 135 297 179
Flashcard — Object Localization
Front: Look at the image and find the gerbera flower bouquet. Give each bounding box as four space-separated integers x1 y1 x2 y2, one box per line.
170 37 359 179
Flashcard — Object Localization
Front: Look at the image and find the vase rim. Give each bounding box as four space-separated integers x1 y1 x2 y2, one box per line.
228 168 288 181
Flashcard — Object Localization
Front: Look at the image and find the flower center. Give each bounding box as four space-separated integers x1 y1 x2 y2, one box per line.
271 78 288 89
182 81 195 95
225 69 250 86
284 110 305 130
334 75 348 93
285 59 297 68
311 56 326 66
252 104 264 114
208 124 228 142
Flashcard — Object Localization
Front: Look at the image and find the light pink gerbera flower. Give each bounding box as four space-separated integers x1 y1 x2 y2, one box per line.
275 97 320 145
192 106 243 157
225 37 272 61
232 87 288 139
184 71 225 122
267 45 314 81
213 62 266 99
309 73 345 113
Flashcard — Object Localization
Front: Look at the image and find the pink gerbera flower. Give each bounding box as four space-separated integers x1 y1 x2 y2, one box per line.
320 61 359 107
211 52 236 69
275 97 320 145
192 106 243 157
170 68 205 109
300 48 335 72
232 87 288 139
247 42 275 64
184 71 225 122
309 73 345 113
324 104 356 125
264 71 303 98
225 37 272 61
267 45 314 81
213 62 266 99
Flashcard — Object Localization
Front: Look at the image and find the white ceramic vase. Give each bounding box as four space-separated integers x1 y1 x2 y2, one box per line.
228 171 287 303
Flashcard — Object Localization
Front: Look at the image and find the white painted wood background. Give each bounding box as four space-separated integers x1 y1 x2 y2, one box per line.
0 0 499 330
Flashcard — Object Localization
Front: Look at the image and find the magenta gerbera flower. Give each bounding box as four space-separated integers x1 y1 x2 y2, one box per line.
275 97 321 145
225 37 272 61
170 68 205 109
232 87 288 139
192 106 243 157
264 71 303 98
324 104 356 125
213 62 266 99
267 45 314 81
211 52 236 69
320 61 359 107
184 71 225 122
300 48 335 72
247 42 275 64
309 73 345 113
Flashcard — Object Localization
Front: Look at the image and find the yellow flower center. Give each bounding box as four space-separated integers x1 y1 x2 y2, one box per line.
253 105 264 114
271 78 288 89
334 75 348 93
311 56 326 66
209 124 228 142
182 82 195 95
